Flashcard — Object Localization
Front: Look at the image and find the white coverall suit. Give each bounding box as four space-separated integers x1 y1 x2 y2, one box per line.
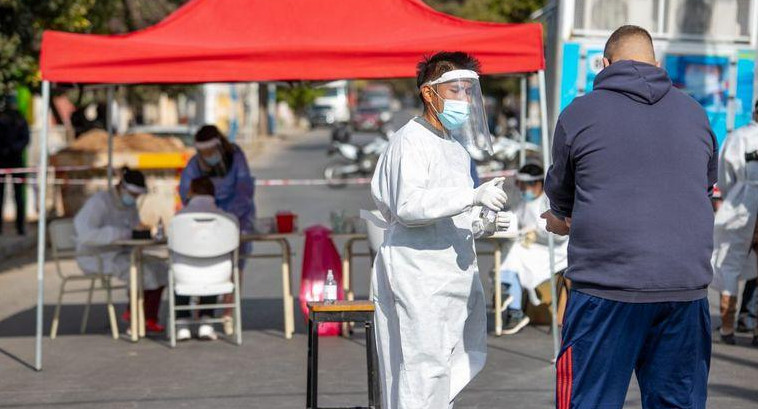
371 119 487 409
74 190 167 290
713 121 758 295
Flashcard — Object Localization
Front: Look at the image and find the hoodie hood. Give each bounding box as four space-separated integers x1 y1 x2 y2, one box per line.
593 60 672 105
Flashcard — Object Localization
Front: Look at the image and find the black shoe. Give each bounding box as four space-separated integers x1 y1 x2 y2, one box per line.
720 332 736 345
736 318 749 333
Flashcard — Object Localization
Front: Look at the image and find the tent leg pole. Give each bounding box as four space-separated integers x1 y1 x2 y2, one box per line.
538 70 561 362
35 80 51 372
106 86 114 189
519 76 528 167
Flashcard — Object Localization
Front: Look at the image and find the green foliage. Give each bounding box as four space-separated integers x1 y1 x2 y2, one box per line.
277 84 325 115
0 0 95 93
0 0 186 93
423 0 547 100
424 0 546 23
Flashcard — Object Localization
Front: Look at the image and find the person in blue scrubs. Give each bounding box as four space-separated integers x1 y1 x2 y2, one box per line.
179 124 255 334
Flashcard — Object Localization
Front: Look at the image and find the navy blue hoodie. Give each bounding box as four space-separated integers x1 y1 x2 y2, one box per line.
545 60 718 303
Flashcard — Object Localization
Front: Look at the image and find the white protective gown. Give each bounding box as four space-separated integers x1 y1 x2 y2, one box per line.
712 121 758 295
74 190 167 290
501 192 569 290
371 119 487 409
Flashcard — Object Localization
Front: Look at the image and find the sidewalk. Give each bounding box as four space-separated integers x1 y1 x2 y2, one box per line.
1 308 756 409
0 223 37 262
0 248 756 409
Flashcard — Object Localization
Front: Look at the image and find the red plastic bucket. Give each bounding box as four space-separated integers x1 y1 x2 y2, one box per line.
276 212 296 233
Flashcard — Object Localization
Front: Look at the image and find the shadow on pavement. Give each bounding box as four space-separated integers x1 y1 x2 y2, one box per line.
0 298 310 338
708 383 758 402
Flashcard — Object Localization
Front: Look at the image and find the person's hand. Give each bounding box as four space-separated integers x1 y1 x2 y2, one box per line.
541 211 570 236
496 211 511 232
474 177 508 211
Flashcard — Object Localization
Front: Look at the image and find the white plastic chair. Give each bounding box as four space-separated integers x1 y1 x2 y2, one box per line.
49 218 125 340
168 212 242 347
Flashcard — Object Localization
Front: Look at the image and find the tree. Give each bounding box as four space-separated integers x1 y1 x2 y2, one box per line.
277 84 326 116
424 0 546 23
423 0 547 132
0 0 186 94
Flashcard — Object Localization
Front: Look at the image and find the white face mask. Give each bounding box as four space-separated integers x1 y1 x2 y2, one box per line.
203 151 223 166
430 88 470 130
121 191 137 207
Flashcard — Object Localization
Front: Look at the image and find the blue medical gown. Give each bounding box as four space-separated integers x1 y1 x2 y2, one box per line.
179 146 256 234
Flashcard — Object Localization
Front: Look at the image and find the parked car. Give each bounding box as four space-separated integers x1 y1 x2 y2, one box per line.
310 80 351 127
351 106 392 132
307 104 337 128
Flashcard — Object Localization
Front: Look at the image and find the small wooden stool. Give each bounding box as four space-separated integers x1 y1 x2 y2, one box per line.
307 301 380 409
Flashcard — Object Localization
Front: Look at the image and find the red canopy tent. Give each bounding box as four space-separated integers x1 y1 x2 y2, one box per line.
41 0 544 83
33 0 557 371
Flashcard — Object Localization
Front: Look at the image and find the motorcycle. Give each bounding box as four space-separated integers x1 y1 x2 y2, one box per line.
324 132 391 188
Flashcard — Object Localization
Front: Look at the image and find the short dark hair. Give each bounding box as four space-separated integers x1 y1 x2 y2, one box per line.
416 52 481 101
121 167 146 189
190 176 215 196
603 25 654 62
519 163 544 177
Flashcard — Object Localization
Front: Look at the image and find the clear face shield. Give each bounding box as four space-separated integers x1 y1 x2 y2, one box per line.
424 70 493 155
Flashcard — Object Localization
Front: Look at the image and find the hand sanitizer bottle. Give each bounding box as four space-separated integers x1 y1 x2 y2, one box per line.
324 270 337 304
155 218 165 241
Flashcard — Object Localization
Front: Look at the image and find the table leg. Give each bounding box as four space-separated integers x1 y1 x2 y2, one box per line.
129 248 139 342
280 239 295 340
343 239 355 301
493 243 503 337
341 240 353 337
137 249 145 338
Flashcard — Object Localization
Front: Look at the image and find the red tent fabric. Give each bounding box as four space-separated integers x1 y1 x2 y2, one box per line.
40 0 544 83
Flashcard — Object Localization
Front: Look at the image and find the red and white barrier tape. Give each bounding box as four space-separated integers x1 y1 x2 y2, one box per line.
4 170 517 187
0 165 98 175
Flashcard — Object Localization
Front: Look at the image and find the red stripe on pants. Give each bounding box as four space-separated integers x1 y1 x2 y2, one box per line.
557 346 573 409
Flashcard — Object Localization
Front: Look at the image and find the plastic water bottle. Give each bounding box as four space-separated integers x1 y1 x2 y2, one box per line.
480 182 507 235
155 218 165 241
324 270 337 304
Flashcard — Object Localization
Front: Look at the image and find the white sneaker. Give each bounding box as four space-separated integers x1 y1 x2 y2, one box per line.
176 326 192 342
198 324 218 341
502 315 531 335
222 316 234 336
500 294 514 312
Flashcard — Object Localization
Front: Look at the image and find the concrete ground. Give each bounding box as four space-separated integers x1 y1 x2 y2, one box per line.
1 124 757 408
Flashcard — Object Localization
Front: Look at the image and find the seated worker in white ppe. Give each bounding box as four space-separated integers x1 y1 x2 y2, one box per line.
712 100 758 346
174 176 239 342
371 51 510 409
498 164 569 335
74 168 168 333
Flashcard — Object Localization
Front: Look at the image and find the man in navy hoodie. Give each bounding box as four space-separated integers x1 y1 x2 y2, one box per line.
544 26 717 409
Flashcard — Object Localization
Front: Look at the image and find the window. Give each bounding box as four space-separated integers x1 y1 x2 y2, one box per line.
574 0 660 33
572 0 754 42
666 0 751 38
